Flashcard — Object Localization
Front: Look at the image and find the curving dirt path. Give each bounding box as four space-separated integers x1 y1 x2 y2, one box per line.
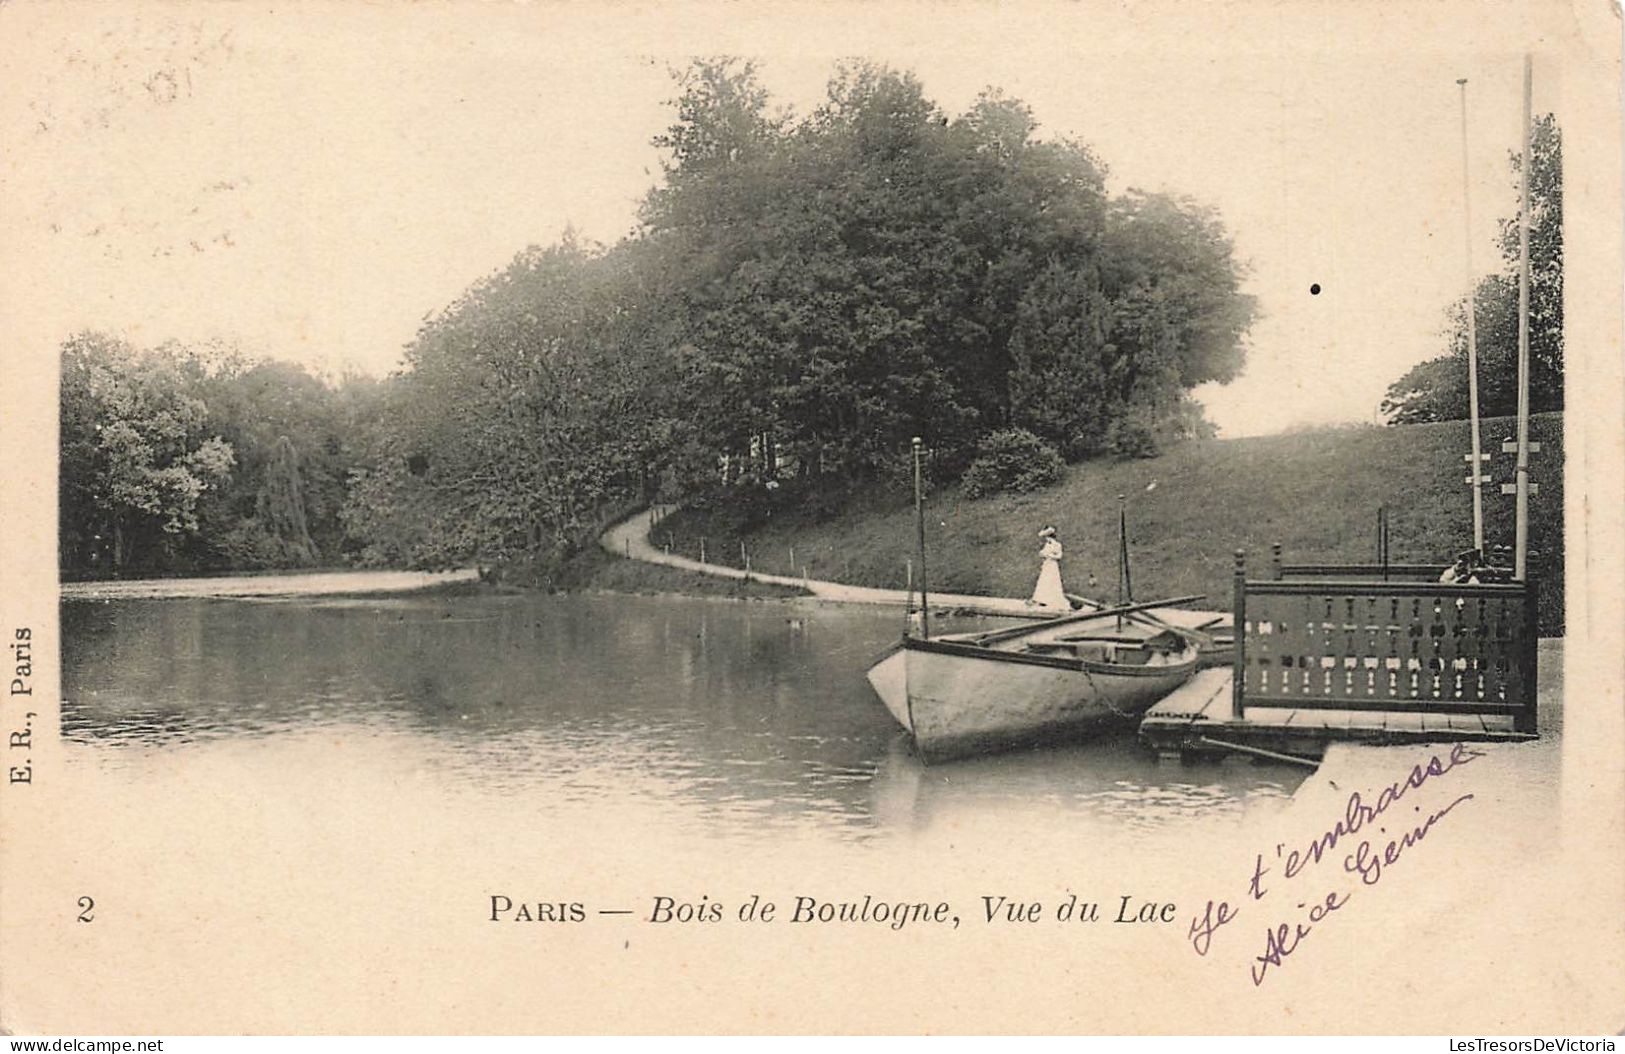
601 504 1047 615
600 505 1229 630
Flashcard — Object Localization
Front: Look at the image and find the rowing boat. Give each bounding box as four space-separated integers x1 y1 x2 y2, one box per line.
865 603 1203 762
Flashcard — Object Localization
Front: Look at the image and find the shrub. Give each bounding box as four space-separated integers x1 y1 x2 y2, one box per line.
1104 415 1160 459
960 428 1066 499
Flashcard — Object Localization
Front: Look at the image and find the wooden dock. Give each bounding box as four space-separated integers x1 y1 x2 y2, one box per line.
1136 549 1545 765
1139 667 1534 765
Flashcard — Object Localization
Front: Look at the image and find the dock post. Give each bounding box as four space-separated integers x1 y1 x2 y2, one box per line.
1518 576 1540 733
1232 550 1247 721
1382 507 1391 579
1270 542 1283 581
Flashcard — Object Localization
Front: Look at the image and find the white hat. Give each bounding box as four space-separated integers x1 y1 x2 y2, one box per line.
1038 526 1056 538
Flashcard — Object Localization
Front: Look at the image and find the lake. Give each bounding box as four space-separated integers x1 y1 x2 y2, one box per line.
60 589 1304 846
39 587 1584 1034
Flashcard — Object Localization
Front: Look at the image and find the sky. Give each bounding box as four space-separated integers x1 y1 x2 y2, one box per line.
1 1 1569 437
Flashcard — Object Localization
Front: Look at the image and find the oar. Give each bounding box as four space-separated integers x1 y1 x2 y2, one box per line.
967 593 1206 645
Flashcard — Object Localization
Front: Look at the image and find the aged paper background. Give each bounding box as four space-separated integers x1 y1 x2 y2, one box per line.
2 0 1622 1034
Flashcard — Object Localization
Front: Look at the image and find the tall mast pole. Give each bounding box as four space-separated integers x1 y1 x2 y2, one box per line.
1457 77 1486 552
1513 54 1532 580
1117 495 1127 608
912 436 930 639
1117 494 1131 630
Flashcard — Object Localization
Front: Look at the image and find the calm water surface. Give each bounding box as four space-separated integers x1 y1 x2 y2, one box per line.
61 591 1304 843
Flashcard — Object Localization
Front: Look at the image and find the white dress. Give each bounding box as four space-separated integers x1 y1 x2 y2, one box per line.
1031 538 1068 609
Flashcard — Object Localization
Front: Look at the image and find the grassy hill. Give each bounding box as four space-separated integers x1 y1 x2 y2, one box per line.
656 413 1565 633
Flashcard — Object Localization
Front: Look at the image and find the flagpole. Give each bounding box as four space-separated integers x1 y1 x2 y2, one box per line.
1513 54 1532 581
1457 77 1486 552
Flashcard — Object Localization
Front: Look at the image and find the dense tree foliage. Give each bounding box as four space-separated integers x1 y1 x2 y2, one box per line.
631 64 1254 476
60 334 234 573
1383 115 1562 423
340 238 680 570
61 60 1257 578
59 334 383 575
338 60 1254 573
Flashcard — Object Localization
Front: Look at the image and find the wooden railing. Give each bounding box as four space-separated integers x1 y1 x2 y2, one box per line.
1231 549 1539 734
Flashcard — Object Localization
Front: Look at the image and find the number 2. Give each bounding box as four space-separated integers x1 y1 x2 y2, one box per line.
77 896 94 923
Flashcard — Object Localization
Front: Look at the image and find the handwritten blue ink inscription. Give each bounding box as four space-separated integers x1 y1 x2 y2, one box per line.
1184 742 1487 985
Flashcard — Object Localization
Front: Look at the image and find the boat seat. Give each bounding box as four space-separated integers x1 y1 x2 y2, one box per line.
1023 641 1111 659
1021 640 1163 665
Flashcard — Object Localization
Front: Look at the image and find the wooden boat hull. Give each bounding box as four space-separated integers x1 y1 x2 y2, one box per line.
866 635 1199 762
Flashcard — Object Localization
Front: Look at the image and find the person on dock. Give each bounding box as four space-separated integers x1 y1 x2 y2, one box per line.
1029 526 1070 610
1439 548 1483 584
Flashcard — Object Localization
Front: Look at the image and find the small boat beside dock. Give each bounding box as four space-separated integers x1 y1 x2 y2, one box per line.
866 596 1206 762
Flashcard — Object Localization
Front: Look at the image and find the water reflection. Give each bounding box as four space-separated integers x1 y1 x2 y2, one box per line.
61 592 1304 841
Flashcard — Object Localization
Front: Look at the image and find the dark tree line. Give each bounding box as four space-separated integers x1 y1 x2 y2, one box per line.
1383 114 1562 424
61 60 1258 578
59 333 387 575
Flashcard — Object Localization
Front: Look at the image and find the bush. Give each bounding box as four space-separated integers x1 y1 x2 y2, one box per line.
1104 415 1159 459
960 429 1066 499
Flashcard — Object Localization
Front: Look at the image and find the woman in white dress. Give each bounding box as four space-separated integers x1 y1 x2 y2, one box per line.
1030 525 1069 610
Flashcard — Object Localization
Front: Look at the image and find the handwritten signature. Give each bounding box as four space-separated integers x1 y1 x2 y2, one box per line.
1186 741 1486 985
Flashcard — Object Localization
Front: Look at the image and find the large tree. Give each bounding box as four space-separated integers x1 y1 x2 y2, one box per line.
59 333 235 572
1011 190 1254 458
189 356 368 567
342 236 680 570
639 61 1251 474
1383 114 1562 423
